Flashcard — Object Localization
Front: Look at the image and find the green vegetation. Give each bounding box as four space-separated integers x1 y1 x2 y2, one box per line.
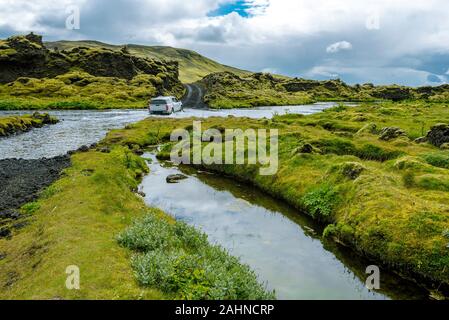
45 40 249 83
0 71 177 109
200 72 313 108
0 34 184 110
102 101 449 287
0 138 272 299
0 112 58 136
302 184 339 220
200 72 449 109
118 215 274 299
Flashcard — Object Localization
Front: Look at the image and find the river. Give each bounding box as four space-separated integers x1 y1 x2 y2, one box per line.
0 103 336 159
0 103 429 299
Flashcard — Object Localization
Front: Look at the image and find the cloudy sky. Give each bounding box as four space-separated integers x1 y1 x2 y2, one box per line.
1 0 449 86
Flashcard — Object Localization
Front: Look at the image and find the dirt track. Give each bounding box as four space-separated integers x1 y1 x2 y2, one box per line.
182 84 208 109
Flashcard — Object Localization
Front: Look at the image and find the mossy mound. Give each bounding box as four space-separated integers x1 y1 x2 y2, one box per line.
199 71 449 109
0 112 58 137
200 72 314 108
0 33 184 109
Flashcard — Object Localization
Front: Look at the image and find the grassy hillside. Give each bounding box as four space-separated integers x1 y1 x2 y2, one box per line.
45 40 249 83
101 101 449 294
0 34 184 110
200 72 449 109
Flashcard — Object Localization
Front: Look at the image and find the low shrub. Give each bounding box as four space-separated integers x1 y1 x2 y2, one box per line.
416 176 449 192
118 214 274 300
314 138 403 162
402 171 416 188
423 153 449 169
356 144 404 162
302 184 339 221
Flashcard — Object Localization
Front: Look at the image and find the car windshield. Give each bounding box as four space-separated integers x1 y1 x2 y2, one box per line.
151 99 167 104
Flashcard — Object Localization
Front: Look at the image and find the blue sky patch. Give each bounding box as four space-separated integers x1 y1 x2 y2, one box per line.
208 1 250 17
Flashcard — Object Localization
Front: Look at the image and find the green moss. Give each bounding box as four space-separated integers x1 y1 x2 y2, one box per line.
201 72 449 109
0 67 183 107
0 48 17 57
0 113 58 136
101 101 449 286
0 147 166 299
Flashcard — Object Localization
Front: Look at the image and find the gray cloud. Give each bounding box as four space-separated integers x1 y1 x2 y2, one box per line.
1 0 449 85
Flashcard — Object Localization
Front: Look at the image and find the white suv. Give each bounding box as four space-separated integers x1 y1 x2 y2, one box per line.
149 96 183 114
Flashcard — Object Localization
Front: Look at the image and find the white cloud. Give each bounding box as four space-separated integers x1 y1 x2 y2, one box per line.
326 41 353 54
261 67 279 74
1 0 449 85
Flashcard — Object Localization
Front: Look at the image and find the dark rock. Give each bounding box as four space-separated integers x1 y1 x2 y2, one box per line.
379 127 407 141
340 162 366 180
371 86 414 101
166 174 188 183
131 144 144 155
0 156 71 214
0 209 21 220
293 142 321 155
25 32 43 46
427 123 449 147
137 191 146 197
0 227 11 239
13 221 30 230
0 33 183 95
297 143 314 154
77 145 89 152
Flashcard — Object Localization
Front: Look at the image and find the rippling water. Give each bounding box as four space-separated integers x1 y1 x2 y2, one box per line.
0 103 339 159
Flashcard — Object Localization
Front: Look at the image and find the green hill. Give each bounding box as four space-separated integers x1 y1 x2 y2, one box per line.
45 40 249 83
0 33 184 109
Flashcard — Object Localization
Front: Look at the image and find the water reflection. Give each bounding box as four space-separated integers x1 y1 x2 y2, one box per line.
140 154 429 300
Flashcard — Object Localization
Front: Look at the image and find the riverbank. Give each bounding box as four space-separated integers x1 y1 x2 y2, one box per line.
0 144 273 299
199 72 449 109
100 101 449 295
0 112 58 136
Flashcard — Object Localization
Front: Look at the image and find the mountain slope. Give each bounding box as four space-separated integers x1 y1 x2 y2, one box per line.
0 34 184 109
45 40 249 83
